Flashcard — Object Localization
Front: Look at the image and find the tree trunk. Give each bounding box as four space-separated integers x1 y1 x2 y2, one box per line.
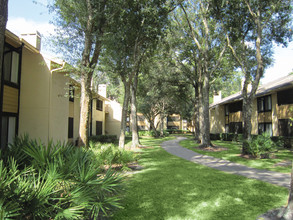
193 83 200 142
280 161 293 220
0 0 8 93
119 80 130 149
200 70 211 148
159 112 164 137
78 74 92 147
242 8 263 155
242 91 253 154
130 73 140 149
198 78 204 144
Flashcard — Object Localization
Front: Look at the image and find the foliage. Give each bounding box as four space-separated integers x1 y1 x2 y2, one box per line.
0 136 123 219
89 142 137 169
139 130 169 137
247 132 280 158
166 129 189 134
89 135 117 144
210 0 293 154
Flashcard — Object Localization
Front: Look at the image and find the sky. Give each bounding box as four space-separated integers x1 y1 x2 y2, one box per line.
7 0 293 84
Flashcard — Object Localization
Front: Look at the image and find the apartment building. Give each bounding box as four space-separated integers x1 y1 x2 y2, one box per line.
210 75 293 138
0 30 107 148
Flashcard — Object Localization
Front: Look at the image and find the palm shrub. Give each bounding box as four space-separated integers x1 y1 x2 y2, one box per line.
89 142 137 168
246 132 280 158
0 136 123 219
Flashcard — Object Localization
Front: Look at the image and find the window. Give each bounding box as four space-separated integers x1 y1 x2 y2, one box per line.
228 101 242 113
137 115 145 121
69 85 74 102
258 123 272 136
257 95 271 112
167 116 180 122
96 121 102 135
96 99 103 111
1 116 17 149
68 117 74 138
277 88 293 106
278 119 293 137
225 124 229 133
229 122 242 134
225 105 229 116
3 46 20 85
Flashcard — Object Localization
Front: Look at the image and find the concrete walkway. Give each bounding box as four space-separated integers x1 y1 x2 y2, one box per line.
161 137 291 188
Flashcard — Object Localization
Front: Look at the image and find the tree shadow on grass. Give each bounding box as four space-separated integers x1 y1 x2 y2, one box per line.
113 145 288 220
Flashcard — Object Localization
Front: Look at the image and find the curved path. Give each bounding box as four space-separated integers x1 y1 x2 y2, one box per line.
161 137 291 188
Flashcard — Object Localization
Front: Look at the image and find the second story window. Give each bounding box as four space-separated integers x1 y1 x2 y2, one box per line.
225 105 229 116
69 85 74 102
257 95 271 112
3 46 20 86
96 99 103 111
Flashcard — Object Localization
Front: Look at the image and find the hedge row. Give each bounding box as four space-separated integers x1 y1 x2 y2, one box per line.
89 134 117 143
210 133 293 149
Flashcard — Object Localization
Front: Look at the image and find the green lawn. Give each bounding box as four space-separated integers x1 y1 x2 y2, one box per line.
179 136 293 173
112 136 288 220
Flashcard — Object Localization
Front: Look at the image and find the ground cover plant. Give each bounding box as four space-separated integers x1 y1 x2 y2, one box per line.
180 135 292 173
0 136 129 219
112 136 288 220
89 141 137 170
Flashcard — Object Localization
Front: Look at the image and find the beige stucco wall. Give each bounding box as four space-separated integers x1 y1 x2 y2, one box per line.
73 87 80 142
105 100 122 138
210 105 225 133
49 71 69 143
19 49 51 143
19 49 72 144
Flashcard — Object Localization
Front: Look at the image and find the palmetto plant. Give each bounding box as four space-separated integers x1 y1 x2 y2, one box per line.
0 136 123 219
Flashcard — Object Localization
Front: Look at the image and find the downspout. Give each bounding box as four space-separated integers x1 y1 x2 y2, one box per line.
49 61 65 143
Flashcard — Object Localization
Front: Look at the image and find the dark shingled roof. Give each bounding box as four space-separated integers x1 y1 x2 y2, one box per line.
210 74 293 109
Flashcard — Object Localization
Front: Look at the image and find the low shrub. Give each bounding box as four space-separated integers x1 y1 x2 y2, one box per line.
0 136 123 219
89 134 117 143
89 142 137 168
166 129 189 134
211 133 243 142
247 132 280 158
139 130 169 137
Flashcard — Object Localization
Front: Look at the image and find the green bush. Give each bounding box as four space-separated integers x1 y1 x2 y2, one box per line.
89 134 117 143
89 142 137 168
0 136 123 219
247 132 280 158
166 129 189 134
138 130 169 137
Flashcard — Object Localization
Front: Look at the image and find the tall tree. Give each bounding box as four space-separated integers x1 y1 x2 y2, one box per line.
103 0 175 149
212 0 292 154
0 0 8 97
50 0 116 146
170 0 227 147
137 45 190 136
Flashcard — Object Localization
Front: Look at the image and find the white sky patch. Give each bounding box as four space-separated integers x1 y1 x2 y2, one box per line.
262 42 293 84
7 17 55 37
7 17 57 56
